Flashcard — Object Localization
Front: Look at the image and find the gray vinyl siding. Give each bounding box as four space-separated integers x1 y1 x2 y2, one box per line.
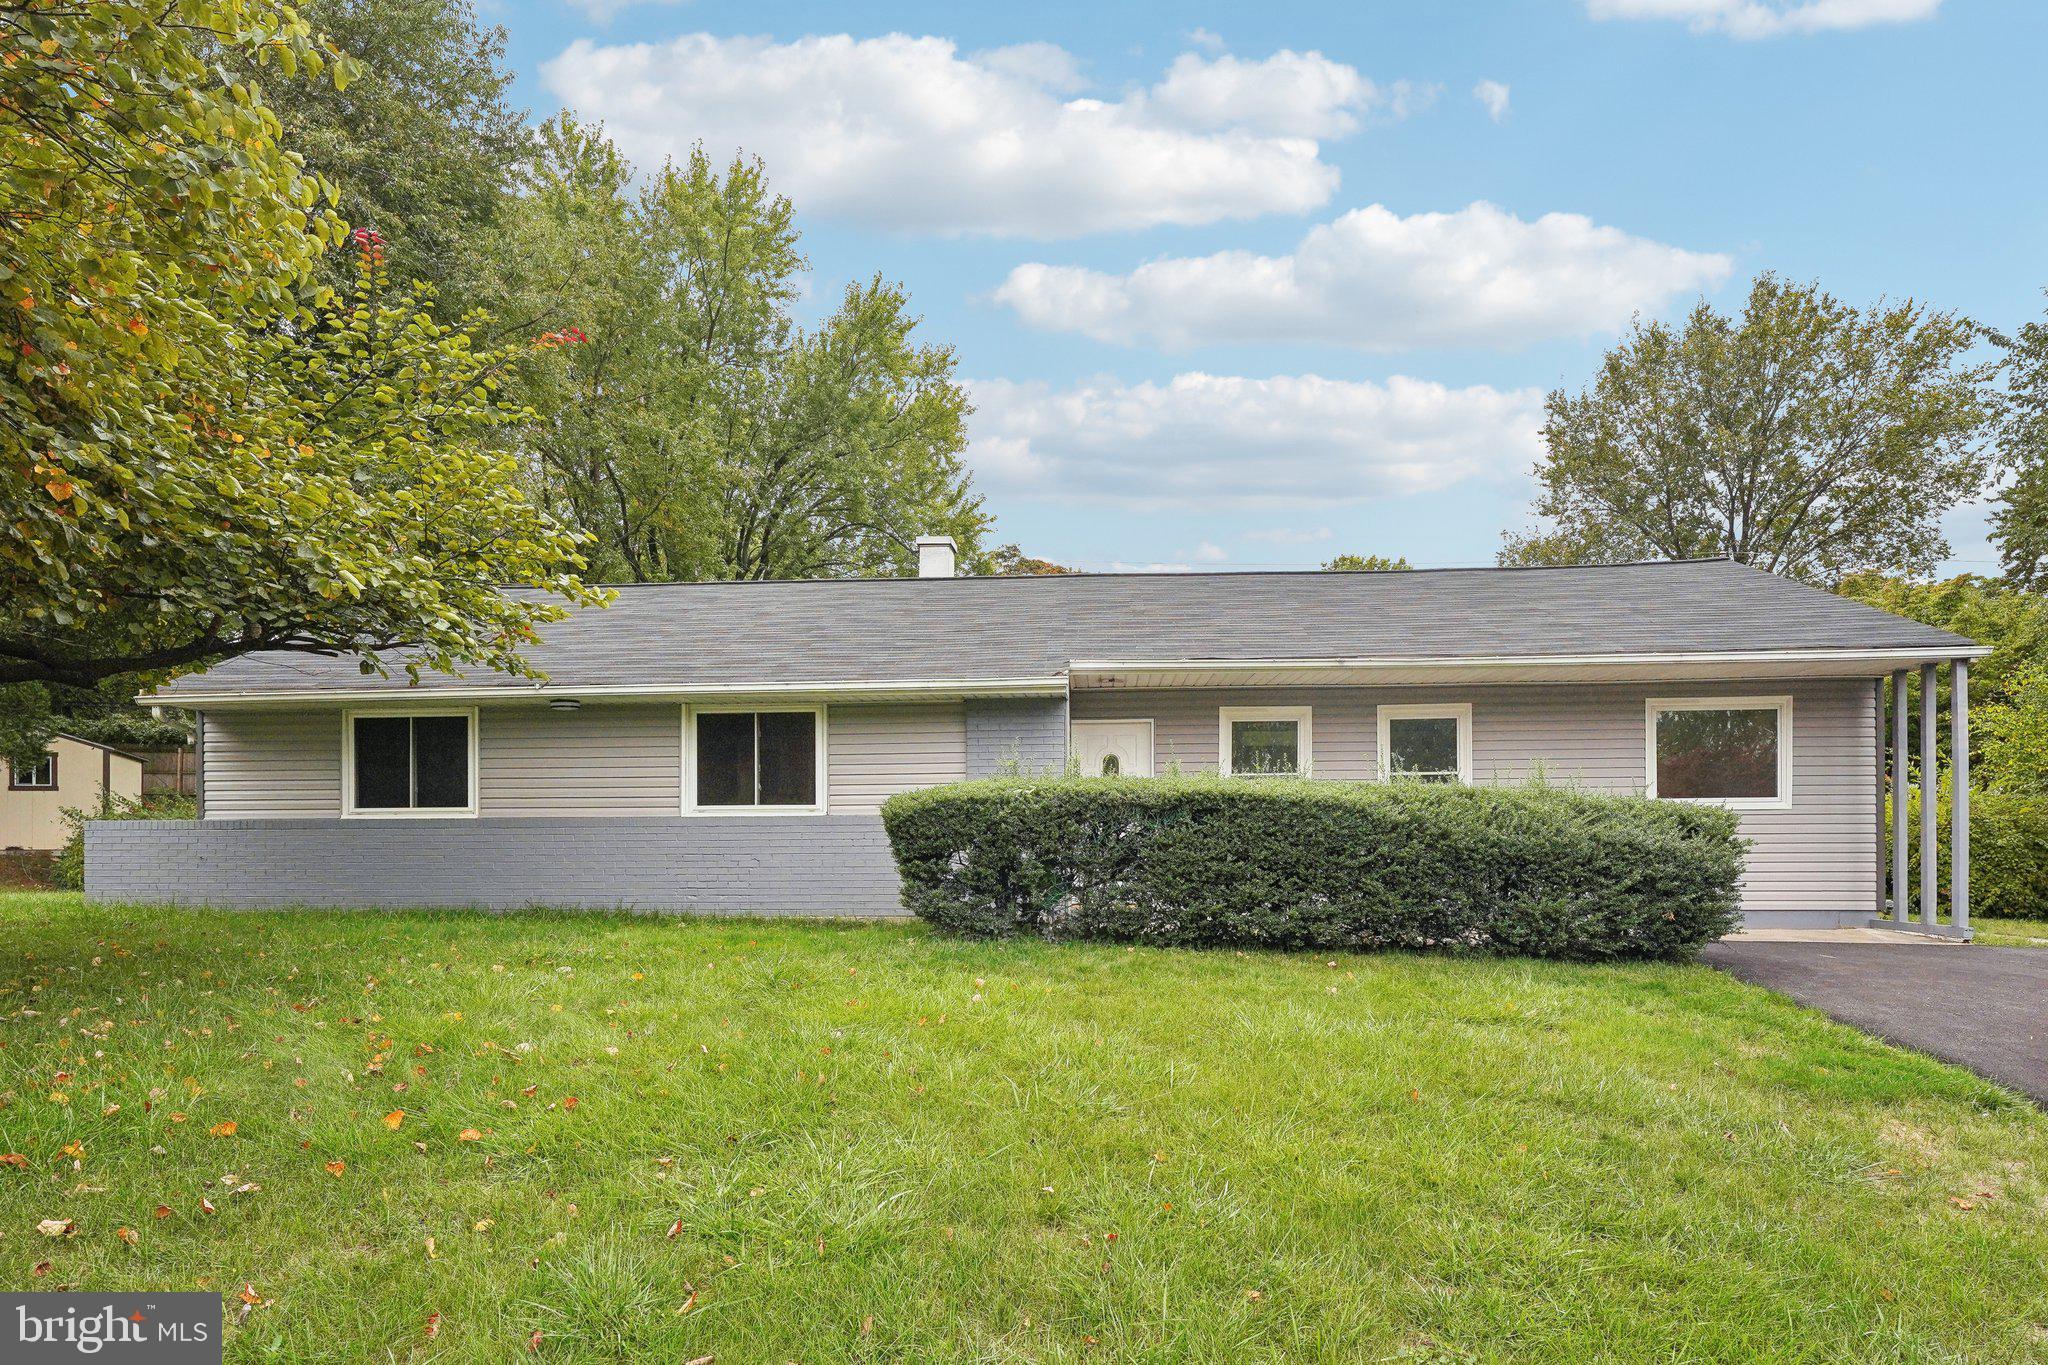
1072 679 1876 921
478 704 679 816
826 704 967 812
965 696 1069 776
201 701 967 820
202 709 343 818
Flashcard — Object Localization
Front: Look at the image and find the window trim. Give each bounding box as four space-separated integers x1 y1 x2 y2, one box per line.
8 752 56 791
681 703 829 816
1645 695 1793 812
340 707 480 819
1218 706 1313 777
1377 702 1474 784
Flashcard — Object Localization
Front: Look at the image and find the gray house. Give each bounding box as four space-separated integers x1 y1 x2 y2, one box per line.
94 546 1984 934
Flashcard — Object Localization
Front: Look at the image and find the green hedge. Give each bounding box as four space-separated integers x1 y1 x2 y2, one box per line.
1900 783 2048 922
881 776 1745 961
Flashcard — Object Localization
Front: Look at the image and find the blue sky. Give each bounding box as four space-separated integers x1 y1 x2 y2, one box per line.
478 0 2046 572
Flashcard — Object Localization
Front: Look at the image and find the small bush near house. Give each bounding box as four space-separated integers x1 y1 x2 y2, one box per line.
50 791 197 891
882 776 1744 961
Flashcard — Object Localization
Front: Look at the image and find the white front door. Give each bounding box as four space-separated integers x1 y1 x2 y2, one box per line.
1071 720 1155 778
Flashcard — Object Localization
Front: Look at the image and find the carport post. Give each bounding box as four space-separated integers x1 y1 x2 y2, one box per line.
1873 675 1888 920
1952 659 1970 934
1891 669 1909 922
1920 663 1939 927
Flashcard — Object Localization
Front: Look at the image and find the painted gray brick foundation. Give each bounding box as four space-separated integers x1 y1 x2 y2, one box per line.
86 817 904 915
965 696 1068 776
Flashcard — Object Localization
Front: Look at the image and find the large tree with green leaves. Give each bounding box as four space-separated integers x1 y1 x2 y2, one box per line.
1987 295 2048 588
0 2 599 760
249 0 527 312
489 117 988 583
1500 275 1995 581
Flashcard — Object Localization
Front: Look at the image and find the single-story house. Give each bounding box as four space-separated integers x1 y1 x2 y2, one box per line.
94 544 1983 935
4 734 144 852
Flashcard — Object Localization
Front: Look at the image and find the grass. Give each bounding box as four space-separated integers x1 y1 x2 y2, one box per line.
2 893 2045 1363
1975 914 2048 947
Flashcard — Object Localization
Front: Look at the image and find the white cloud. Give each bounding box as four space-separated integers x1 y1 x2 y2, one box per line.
1473 79 1511 122
966 372 1543 511
541 34 1408 237
1586 0 1941 38
1185 27 1229 54
1192 541 1230 562
1143 49 1384 137
557 0 680 22
971 41 1089 95
992 201 1731 351
1245 526 1335 545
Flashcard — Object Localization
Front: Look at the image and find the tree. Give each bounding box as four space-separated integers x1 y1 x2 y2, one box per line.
1500 275 1995 581
4 228 602 690
490 119 987 583
250 0 528 312
1987 295 2048 588
988 545 1076 575
1324 554 1412 571
0 6 600 759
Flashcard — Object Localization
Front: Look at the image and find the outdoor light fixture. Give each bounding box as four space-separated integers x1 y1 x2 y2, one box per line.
547 698 582 713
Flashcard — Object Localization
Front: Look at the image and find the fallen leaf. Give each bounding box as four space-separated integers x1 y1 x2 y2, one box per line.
199 1196 216 1215
562 1096 579 1110
153 1205 171 1220
0 1153 28 1169
424 1312 442 1340
383 1110 405 1130
32 1262 50 1278
677 1287 698 1315
36 1218 76 1238
458 1129 481 1143
425 1236 438 1259
208 1121 237 1138
666 1219 683 1240
238 1284 265 1306
473 1218 494 1233
526 1328 543 1352
324 1160 345 1177
116 1226 139 1246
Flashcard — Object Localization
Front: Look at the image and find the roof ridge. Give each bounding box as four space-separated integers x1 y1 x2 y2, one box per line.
558 557 1738 590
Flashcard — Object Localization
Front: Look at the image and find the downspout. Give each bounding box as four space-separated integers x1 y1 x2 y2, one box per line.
193 711 206 820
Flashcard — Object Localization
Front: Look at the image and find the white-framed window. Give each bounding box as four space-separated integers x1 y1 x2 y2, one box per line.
1645 696 1792 810
1218 706 1312 777
341 708 478 817
8 754 56 790
683 705 827 814
1378 703 1473 784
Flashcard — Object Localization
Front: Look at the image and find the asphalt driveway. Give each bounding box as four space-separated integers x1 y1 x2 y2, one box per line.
1702 940 2048 1104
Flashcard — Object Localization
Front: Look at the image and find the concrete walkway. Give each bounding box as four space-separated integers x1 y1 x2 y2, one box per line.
1702 938 2048 1104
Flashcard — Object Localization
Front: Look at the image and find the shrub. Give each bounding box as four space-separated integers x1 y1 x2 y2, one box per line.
51 791 197 891
1900 782 2048 921
881 776 1744 961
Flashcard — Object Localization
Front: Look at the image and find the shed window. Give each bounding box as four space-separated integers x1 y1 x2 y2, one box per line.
348 713 474 814
9 754 55 790
691 709 822 810
1648 698 1790 808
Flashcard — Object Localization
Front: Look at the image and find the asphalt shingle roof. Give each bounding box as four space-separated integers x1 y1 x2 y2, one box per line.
156 558 1979 698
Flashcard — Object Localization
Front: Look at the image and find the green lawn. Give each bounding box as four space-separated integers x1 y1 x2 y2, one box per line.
1976 915 2048 947
2 894 2045 1362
